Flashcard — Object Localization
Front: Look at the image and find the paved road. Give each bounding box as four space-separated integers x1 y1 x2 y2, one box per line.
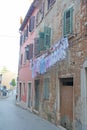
0 94 62 130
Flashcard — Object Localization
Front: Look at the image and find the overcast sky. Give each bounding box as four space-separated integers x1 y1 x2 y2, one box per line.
0 0 33 73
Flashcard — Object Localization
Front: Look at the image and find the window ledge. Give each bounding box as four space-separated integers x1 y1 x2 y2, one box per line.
68 34 75 40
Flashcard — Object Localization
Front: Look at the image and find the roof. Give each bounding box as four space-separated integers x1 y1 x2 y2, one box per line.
19 1 35 31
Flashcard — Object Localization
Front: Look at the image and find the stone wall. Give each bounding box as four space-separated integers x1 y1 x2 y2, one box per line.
35 0 87 129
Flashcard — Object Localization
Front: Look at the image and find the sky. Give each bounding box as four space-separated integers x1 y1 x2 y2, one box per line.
0 0 33 73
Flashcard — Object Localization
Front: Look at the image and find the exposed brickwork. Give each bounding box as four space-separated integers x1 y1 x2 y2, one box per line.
35 0 87 130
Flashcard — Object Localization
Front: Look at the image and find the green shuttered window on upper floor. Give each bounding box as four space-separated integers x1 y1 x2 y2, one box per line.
39 32 45 51
38 27 51 52
63 7 73 36
44 26 51 49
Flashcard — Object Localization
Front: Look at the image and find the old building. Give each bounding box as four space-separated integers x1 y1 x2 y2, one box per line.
18 1 37 111
18 0 87 130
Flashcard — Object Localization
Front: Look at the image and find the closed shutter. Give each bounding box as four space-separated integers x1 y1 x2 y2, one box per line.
44 78 49 99
36 12 39 26
24 50 26 63
63 7 73 36
20 54 23 65
29 44 33 60
34 38 40 56
29 16 35 32
25 45 29 60
39 32 45 51
44 27 51 49
26 25 28 38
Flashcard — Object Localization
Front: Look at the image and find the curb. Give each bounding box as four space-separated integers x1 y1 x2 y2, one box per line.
15 102 27 110
58 126 67 130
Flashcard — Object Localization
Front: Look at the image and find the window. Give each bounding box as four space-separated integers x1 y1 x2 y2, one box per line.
22 83 25 96
44 26 51 49
39 32 45 51
43 78 49 100
25 25 28 39
60 78 73 86
29 16 35 32
34 26 51 54
36 2 44 26
24 45 29 61
20 26 28 45
63 7 73 36
28 44 33 60
48 0 56 9
24 44 33 61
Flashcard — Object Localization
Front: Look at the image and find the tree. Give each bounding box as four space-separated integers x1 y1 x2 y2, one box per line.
0 66 8 74
11 79 16 87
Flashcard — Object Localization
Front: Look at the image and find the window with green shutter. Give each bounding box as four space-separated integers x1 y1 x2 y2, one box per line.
44 26 51 49
39 32 45 51
43 78 49 100
63 7 73 36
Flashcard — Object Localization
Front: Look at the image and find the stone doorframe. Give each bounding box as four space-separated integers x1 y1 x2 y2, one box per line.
81 60 87 130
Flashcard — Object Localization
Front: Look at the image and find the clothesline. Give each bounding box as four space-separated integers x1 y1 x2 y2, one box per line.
30 37 68 78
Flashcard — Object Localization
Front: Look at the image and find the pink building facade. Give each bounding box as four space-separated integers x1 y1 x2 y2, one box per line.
18 1 37 110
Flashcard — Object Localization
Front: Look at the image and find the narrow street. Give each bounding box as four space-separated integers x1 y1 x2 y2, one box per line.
0 93 62 130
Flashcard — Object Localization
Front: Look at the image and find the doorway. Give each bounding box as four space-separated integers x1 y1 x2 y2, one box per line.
60 78 73 128
35 80 40 111
28 82 32 108
19 82 22 101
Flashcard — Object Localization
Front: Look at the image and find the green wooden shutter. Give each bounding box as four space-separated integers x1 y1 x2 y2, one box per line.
44 26 51 49
39 32 44 51
70 7 73 33
44 78 49 99
63 7 73 36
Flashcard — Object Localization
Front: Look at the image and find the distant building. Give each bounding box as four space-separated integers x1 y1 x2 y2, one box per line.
1 71 17 89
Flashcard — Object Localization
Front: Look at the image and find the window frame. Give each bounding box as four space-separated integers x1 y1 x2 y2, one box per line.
44 26 51 49
29 16 35 32
63 7 73 36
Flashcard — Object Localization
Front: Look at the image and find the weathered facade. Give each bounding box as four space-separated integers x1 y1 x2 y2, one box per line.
18 0 87 130
18 1 37 111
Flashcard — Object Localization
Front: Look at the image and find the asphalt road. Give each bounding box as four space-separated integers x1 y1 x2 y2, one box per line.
0 93 61 130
